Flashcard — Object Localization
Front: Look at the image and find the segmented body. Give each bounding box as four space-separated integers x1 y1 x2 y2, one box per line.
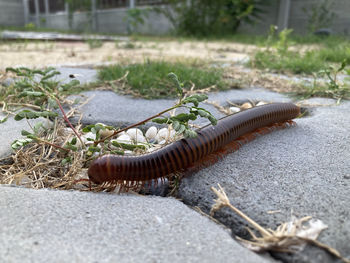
88 103 300 187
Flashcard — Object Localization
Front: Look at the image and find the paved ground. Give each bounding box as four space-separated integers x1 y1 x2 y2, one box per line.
1 185 277 263
1 67 350 263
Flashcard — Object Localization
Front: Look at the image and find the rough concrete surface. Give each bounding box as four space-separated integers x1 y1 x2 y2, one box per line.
0 113 48 158
178 101 350 263
0 186 275 263
54 67 98 85
66 87 292 128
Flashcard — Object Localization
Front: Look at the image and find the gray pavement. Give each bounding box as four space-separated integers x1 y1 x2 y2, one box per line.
0 112 47 158
0 185 275 263
1 67 350 263
178 101 350 263
66 87 291 128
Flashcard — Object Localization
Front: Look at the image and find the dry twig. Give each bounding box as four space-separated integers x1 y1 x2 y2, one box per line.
210 184 350 263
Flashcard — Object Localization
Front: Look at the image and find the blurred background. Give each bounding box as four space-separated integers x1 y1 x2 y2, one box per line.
0 0 346 36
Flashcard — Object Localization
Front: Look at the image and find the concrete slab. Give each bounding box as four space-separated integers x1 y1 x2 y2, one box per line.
0 186 275 263
178 101 350 263
66 88 292 129
0 113 48 159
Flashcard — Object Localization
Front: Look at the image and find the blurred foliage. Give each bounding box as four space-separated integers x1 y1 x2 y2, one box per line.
155 0 269 36
302 0 335 33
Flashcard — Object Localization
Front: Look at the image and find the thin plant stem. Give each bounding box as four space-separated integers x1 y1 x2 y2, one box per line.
55 98 85 149
36 138 70 152
94 104 182 146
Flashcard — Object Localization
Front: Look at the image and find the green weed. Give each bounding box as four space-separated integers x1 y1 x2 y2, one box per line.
296 60 350 100
98 61 226 99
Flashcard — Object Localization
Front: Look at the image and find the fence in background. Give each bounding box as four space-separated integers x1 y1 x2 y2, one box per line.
23 0 171 35
1 1 350 36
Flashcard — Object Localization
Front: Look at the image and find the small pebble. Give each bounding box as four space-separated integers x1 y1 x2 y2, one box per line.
229 106 240 114
148 138 156 144
156 128 170 142
126 128 143 140
117 131 126 137
158 140 166 145
241 102 253 109
344 175 350 179
100 129 114 139
145 126 158 140
81 132 95 144
134 135 147 144
256 101 267 106
116 134 133 144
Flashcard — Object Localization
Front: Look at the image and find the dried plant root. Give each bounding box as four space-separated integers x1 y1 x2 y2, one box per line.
210 184 350 263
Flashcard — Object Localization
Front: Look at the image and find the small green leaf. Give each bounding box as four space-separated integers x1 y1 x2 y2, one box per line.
172 113 196 122
184 129 197 138
172 120 180 131
21 130 32 136
11 138 33 150
208 115 217 126
82 124 95 132
0 116 8 124
152 117 169 124
60 79 80 91
71 137 77 145
14 110 58 121
61 156 72 165
64 144 78 151
183 97 199 106
111 141 146 151
40 71 61 81
168 72 183 97
198 109 209 118
88 146 101 153
5 67 19 74
177 124 186 134
110 149 125 155
48 98 58 109
33 122 44 134
190 94 208 102
18 91 44 97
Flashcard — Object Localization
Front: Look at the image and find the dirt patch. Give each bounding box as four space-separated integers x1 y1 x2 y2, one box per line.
0 40 254 70
0 39 309 94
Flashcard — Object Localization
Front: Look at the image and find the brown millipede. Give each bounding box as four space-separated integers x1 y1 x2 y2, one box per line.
88 103 300 189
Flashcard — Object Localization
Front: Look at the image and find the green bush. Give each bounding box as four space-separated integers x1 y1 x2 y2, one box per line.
155 0 269 37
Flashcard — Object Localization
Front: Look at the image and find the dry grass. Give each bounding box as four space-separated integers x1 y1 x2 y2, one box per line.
0 120 86 190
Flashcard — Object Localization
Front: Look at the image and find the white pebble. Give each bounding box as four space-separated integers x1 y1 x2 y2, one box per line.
126 128 143 140
169 129 176 139
158 140 166 145
116 134 133 144
155 128 169 142
134 135 147 144
145 126 158 140
117 131 126 137
99 129 114 139
256 101 267 106
229 106 241 114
